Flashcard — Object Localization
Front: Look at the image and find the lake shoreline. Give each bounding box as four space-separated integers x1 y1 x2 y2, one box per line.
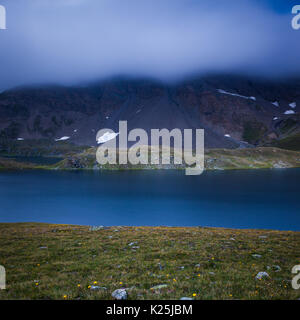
1 147 300 171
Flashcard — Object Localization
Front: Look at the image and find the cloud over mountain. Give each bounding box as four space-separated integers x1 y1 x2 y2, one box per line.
0 0 299 90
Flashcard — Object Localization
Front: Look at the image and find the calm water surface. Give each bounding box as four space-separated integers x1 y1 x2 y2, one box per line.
0 169 299 230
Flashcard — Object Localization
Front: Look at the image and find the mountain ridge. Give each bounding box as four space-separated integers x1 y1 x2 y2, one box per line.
0 75 299 149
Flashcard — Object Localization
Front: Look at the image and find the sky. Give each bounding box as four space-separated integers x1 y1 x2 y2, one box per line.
0 0 300 91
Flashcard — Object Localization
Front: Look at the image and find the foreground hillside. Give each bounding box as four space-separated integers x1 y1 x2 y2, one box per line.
0 223 299 300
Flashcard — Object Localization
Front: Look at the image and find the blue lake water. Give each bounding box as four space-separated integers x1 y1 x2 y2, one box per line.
0 169 299 230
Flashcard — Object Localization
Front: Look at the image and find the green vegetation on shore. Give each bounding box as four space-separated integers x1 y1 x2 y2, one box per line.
271 132 300 152
0 223 299 300
1 146 300 171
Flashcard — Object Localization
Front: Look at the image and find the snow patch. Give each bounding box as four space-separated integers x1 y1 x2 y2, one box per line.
224 134 231 138
97 132 119 144
271 101 279 107
55 136 70 141
284 110 295 115
217 89 256 101
273 117 278 120
289 102 296 109
17 138 24 141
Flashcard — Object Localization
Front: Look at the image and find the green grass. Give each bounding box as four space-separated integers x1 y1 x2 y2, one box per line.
272 132 300 151
0 223 299 300
1 146 300 171
242 121 267 144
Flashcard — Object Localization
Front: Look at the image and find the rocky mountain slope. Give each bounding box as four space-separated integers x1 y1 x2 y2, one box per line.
0 75 299 149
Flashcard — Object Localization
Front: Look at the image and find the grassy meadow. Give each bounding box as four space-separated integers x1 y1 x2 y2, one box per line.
0 223 299 300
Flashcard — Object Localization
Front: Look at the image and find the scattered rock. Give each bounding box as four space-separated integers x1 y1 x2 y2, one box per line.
255 272 269 280
252 254 262 259
128 242 138 246
112 289 127 300
89 226 108 231
125 286 136 291
195 264 201 268
90 285 107 291
39 246 48 249
158 263 163 270
274 265 281 272
267 265 281 272
180 297 194 300
150 284 168 290
179 266 185 270
209 272 215 275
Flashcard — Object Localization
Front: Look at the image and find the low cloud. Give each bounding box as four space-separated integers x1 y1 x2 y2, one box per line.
0 0 299 90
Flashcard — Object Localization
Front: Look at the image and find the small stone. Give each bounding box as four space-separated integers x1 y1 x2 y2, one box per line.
180 297 194 300
259 236 267 239
112 289 127 300
255 272 269 280
209 272 215 275
195 264 201 268
128 242 138 246
90 285 107 291
39 246 48 249
252 254 262 259
273 265 281 272
89 226 105 231
150 284 168 290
